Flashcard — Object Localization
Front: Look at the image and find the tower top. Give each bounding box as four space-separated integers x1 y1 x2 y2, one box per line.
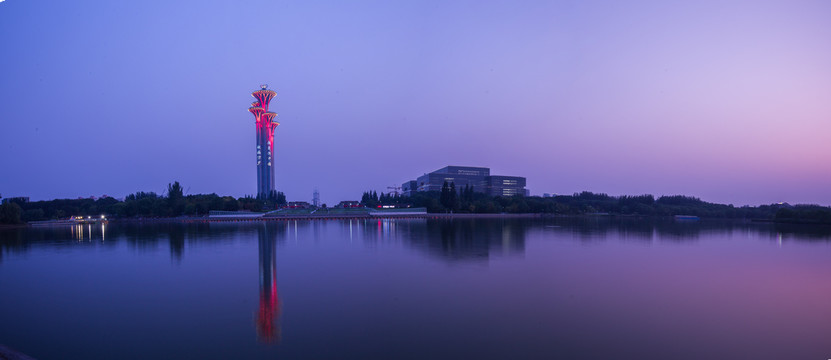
252 87 277 111
260 84 268 90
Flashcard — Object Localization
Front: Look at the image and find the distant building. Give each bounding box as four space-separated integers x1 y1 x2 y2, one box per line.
401 181 418 196
402 166 527 197
286 201 311 209
375 204 411 209
335 201 361 208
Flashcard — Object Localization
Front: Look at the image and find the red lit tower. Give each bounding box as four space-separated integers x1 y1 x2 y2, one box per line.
248 85 280 200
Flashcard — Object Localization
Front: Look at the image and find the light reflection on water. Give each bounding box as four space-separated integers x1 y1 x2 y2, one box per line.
1 218 831 359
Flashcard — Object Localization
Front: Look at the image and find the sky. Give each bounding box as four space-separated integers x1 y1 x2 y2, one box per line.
1 0 830 206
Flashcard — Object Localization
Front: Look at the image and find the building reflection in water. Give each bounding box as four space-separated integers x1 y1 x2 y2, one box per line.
256 224 282 343
370 218 527 261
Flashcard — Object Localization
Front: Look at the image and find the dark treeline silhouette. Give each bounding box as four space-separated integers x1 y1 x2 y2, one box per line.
360 190 406 208
774 205 831 224
4 183 831 225
1 181 287 223
0 202 23 224
383 187 831 222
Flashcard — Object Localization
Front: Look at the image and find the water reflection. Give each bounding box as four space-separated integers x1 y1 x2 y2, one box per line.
4 219 831 359
772 223 831 241
256 224 281 343
537 217 779 242
167 226 185 263
70 222 106 242
2 219 831 261
375 218 527 261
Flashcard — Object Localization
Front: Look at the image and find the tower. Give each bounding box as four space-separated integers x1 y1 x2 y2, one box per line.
248 85 280 200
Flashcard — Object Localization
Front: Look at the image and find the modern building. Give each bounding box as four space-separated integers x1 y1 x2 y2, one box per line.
247 85 280 200
402 166 527 197
401 181 418 196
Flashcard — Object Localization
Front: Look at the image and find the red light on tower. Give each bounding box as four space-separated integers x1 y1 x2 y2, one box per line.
262 112 277 125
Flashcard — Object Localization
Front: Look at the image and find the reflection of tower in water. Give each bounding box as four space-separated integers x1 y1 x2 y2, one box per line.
256 224 282 343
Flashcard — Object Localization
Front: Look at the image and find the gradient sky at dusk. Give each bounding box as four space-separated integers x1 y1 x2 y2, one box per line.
1 0 830 206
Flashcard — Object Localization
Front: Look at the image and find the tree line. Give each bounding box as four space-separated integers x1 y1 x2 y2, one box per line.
0 182 287 224
362 184 831 222
360 190 407 208
4 182 831 225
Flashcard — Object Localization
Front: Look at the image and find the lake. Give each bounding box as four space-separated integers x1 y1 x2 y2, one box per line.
2 218 831 359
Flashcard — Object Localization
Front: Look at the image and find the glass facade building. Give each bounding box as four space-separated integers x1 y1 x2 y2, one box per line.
402 166 526 197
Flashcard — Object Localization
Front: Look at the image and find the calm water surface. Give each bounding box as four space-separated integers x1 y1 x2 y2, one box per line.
1 218 831 359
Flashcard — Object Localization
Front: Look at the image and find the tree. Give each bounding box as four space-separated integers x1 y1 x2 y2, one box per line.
167 181 184 200
275 191 287 206
239 195 261 211
440 181 450 209
0 202 23 224
167 181 185 216
449 182 458 210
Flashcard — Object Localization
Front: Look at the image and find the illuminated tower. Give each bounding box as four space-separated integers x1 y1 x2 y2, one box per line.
248 85 280 200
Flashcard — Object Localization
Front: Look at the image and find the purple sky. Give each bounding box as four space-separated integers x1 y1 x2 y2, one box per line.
1 0 830 206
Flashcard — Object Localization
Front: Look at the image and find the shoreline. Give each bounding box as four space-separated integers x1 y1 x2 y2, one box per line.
113 212 552 223
7 214 830 226
0 344 36 360
87 213 751 223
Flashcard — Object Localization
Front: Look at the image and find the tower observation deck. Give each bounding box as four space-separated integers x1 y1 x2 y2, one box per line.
248 85 280 200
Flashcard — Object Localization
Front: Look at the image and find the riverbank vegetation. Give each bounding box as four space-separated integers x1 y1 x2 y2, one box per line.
2 182 287 224
3 182 830 224
363 188 830 224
